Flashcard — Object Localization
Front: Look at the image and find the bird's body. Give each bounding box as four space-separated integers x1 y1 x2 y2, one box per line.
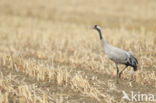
102 40 137 69
93 25 138 83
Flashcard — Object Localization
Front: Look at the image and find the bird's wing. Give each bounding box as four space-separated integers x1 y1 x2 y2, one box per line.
128 51 138 64
105 46 129 64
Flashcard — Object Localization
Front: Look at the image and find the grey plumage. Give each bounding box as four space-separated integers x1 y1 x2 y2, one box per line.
93 25 138 83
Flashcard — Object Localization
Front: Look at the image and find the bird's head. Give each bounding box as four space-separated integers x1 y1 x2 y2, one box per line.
93 25 103 40
93 25 101 31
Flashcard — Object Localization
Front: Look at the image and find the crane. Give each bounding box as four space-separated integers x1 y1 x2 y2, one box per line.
93 25 138 84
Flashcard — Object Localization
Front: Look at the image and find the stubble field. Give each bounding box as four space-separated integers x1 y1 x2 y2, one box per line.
0 0 156 103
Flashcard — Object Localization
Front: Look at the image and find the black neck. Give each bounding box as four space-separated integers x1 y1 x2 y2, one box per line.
97 29 103 40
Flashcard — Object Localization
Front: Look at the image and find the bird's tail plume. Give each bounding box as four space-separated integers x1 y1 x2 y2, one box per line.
133 65 137 71
127 51 138 71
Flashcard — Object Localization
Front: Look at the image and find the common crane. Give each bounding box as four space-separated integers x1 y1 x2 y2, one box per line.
93 25 138 84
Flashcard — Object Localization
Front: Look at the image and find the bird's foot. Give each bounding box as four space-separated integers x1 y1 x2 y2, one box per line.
116 79 119 84
119 72 122 78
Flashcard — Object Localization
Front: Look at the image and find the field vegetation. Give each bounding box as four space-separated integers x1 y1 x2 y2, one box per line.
0 0 156 102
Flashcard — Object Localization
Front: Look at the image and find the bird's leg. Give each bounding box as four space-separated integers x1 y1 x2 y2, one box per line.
115 63 119 84
119 65 128 78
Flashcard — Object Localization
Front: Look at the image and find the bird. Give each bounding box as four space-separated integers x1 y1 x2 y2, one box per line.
93 25 138 84
122 91 130 101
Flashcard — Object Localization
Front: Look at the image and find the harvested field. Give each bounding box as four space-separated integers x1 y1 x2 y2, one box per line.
0 0 156 102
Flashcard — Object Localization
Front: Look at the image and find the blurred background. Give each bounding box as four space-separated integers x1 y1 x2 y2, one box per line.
1 0 156 30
